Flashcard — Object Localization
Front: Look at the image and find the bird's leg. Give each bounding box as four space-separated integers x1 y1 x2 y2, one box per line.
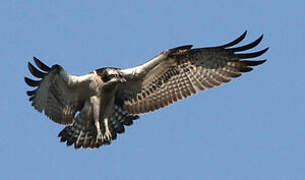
103 117 112 141
90 96 103 143
94 119 103 142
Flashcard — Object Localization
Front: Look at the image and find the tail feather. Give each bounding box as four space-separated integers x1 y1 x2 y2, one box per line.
58 104 140 149
58 122 100 149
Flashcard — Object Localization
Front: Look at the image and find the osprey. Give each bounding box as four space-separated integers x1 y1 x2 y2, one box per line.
25 31 268 149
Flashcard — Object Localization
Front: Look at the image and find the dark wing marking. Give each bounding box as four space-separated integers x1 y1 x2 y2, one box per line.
122 32 268 114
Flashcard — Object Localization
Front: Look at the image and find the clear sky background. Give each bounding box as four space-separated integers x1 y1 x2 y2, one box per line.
0 1 304 180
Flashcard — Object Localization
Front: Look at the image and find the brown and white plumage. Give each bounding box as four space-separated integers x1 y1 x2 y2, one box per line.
118 31 268 114
25 58 96 125
25 31 268 149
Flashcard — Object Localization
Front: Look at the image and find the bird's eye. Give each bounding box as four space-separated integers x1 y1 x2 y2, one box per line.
101 74 111 82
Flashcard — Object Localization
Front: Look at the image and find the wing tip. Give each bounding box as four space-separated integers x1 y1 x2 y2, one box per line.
28 62 47 78
217 31 248 48
24 77 40 87
237 47 269 59
33 57 51 72
228 34 265 52
242 59 267 66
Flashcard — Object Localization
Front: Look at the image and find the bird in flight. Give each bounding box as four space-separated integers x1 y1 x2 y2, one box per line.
25 31 268 149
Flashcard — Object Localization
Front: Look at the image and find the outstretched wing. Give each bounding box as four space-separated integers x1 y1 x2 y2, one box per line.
119 31 268 114
25 57 96 125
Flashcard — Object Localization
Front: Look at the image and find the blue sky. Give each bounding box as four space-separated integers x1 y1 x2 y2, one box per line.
0 0 304 179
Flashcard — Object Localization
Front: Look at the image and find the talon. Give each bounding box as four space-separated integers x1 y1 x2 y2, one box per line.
95 133 103 144
103 130 112 141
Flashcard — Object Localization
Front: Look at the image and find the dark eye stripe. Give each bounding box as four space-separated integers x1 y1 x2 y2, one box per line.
102 75 111 82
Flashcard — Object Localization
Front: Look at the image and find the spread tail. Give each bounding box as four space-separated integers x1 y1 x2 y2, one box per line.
58 104 139 149
58 121 103 149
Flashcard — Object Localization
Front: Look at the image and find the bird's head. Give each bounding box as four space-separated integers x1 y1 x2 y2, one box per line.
96 67 126 84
